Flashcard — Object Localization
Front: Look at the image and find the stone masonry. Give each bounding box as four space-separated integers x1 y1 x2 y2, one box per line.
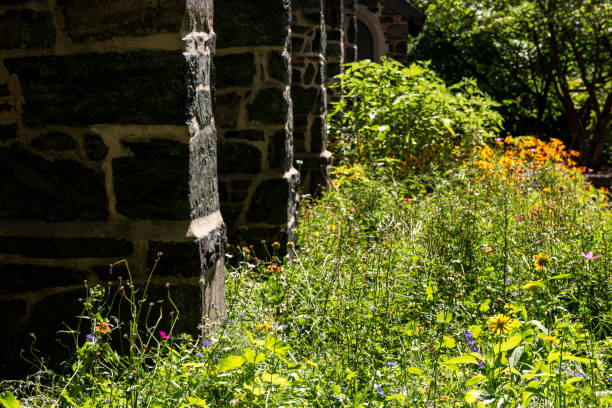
0 0 422 378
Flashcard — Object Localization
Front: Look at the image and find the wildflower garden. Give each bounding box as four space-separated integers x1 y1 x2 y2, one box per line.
2 5 612 407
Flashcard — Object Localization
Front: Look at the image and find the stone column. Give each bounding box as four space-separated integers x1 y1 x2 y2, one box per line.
344 0 358 63
0 0 225 376
291 0 332 194
324 0 344 92
215 0 299 248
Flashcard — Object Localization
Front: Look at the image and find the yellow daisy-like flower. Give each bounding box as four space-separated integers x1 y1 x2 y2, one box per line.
488 314 512 336
255 322 272 332
545 335 559 344
534 252 551 270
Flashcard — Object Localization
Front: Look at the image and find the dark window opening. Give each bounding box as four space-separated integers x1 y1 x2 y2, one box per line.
357 20 374 61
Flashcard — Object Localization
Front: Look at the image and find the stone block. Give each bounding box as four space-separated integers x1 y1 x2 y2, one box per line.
113 140 189 220
0 264 89 295
310 116 326 152
5 51 188 126
31 131 77 151
247 178 294 224
214 53 255 88
246 88 289 125
304 64 316 84
268 130 291 171
58 0 185 42
267 51 290 83
0 124 17 142
196 90 212 127
232 180 252 190
0 145 108 220
215 0 290 48
189 127 220 219
0 237 133 259
224 129 264 141
83 133 109 161
0 9 55 49
215 93 241 128
220 204 242 229
218 141 262 174
291 86 318 114
385 23 409 37
0 84 10 97
147 241 200 277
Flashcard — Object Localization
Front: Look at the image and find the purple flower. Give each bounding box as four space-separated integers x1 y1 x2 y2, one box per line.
195 353 203 357
277 325 287 330
581 251 602 260
85 333 95 341
376 386 384 395
464 331 485 369
319 332 325 338
202 341 212 348
494 137 502 142
386 361 397 367
340 386 346 392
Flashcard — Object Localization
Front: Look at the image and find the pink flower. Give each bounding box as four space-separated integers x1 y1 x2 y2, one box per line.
516 216 524 222
159 330 169 340
581 251 602 260
494 137 502 142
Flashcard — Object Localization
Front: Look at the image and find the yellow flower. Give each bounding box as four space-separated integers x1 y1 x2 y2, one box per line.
488 314 512 336
303 358 318 367
522 281 541 290
545 335 559 344
255 322 272 332
534 252 551 270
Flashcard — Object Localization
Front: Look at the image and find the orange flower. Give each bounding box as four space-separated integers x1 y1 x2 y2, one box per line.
95 321 110 334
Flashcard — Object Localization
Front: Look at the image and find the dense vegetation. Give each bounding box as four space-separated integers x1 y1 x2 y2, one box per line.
408 0 611 169
1 58 610 407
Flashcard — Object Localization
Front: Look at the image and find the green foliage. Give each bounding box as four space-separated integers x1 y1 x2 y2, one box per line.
328 58 502 173
408 0 612 168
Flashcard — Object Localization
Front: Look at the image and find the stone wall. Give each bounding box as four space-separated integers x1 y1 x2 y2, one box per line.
291 0 332 194
0 0 225 377
214 0 299 247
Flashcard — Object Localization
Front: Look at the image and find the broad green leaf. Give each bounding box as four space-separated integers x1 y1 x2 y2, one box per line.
479 299 490 312
469 325 482 339
436 311 452 323
442 335 456 348
499 334 522 352
509 346 524 368
261 371 291 387
185 397 209 407
244 348 265 364
465 389 482 404
406 367 424 376
0 392 20 408
466 375 487 386
218 355 245 371
529 320 548 335
444 355 479 365
264 335 290 356
245 329 265 346
550 273 571 280
566 377 583 385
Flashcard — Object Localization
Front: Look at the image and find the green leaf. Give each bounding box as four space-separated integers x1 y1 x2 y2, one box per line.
444 355 479 365
436 311 452 323
550 273 571 280
479 299 490 312
529 320 549 335
406 366 424 376
0 392 20 408
243 383 265 396
443 335 456 348
218 355 246 371
466 375 487 386
261 371 291 387
243 348 266 364
465 389 482 404
264 335 290 356
499 334 522 352
185 397 209 407
509 346 524 368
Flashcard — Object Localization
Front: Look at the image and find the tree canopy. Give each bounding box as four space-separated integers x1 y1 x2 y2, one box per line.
409 0 611 168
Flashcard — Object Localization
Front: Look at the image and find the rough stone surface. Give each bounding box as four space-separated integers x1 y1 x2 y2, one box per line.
113 139 189 220
0 237 133 259
0 264 89 295
189 128 220 219
214 53 255 88
247 178 291 224
0 84 10 97
0 9 55 49
196 90 212 127
224 129 265 141
215 0 290 48
0 145 108 220
83 133 109 161
5 51 188 126
215 93 241 128
147 241 200 277
291 86 318 114
246 88 289 125
0 124 17 142
268 51 290 83
58 0 186 42
268 130 291 171
31 131 77 151
218 141 262 174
